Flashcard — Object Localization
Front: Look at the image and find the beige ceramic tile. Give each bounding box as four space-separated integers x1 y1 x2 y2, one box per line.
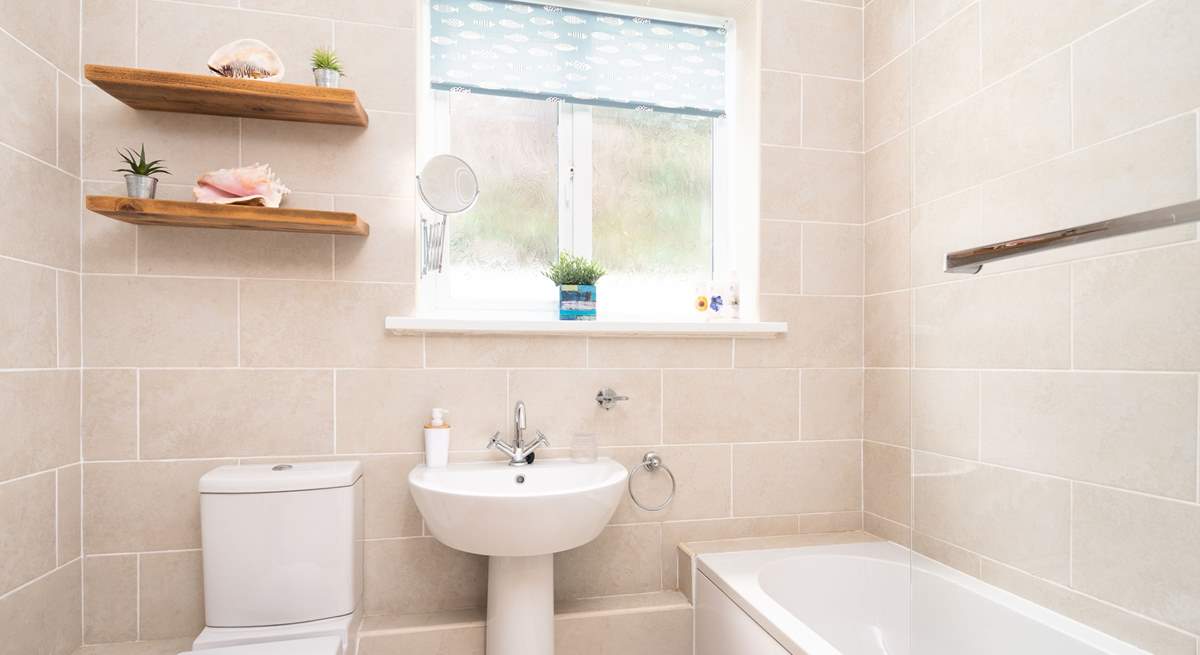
139 550 204 640
82 369 137 461
865 0 913 76
334 23 416 113
84 460 226 554
57 465 81 565
1072 241 1200 371
0 146 79 271
659 516 797 590
864 290 911 368
911 369 978 459
1072 0 1200 146
914 266 1070 368
865 134 910 221
363 537 486 614
510 369 662 447
865 53 909 150
732 441 862 515
0 370 79 481
912 532 980 576
359 626 485 655
663 368 797 444
864 368 909 447
425 335 586 368
333 195 416 283
1073 483 1200 634
137 227 334 279
760 220 804 294
863 511 911 545
556 605 692 655
735 295 863 368
359 454 424 539
555 524 661 600
0 561 80 655
56 272 80 367
82 0 135 69
913 0 973 38
239 279 420 368
0 31 58 163
609 445 731 523
911 3 978 122
586 337 732 369
140 369 334 459
762 0 863 78
83 275 238 367
240 0 415 27
761 71 803 147
0 472 57 596
982 371 1197 500
802 223 864 296
0 259 57 369
909 187 980 287
0 0 78 73
82 180 136 274
914 453 1070 583
801 368 863 441
802 76 863 151
866 212 910 294
74 639 196 655
863 441 911 524
84 555 138 643
57 75 80 175
761 146 864 223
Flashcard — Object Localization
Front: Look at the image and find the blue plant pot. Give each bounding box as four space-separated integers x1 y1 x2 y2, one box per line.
559 285 597 321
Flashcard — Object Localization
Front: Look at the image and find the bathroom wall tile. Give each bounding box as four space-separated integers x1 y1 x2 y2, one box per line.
82 181 136 274
663 369 797 444
762 0 863 79
865 53 909 150
334 23 416 113
866 212 910 294
556 605 692 655
732 441 862 515
760 71 803 147
863 441 911 525
83 275 238 367
982 372 1198 500
735 295 863 368
607 446 732 523
1072 0 1200 146
1073 484 1200 634
914 266 1070 368
0 147 80 271
363 537 486 614
0 472 57 596
57 75 81 175
333 195 416 283
659 516 797 590
137 227 334 280
0 0 78 74
82 0 135 70
801 223 864 296
914 0 973 39
802 76 863 151
555 524 661 600
863 511 910 545
241 112 414 197
0 370 80 482
240 0 416 28
761 146 863 223
57 272 80 367
911 3 979 123
865 134 910 221
801 368 863 441
760 220 805 294
914 453 1070 583
586 337 732 369
980 558 1198 655
84 555 138 644
0 560 81 655
360 454 424 539
864 368 909 447
0 259 57 369
57 464 81 564
84 460 226 554
239 280 421 368
359 623 484 655
912 532 980 576
909 187 980 287
139 550 204 640
510 369 662 447
140 369 335 459
336 369 508 453
73 639 195 655
795 511 865 534
0 31 58 163
1072 242 1200 371
864 0 912 76
82 369 137 461
864 290 911 368
425 335 587 368
911 369 978 459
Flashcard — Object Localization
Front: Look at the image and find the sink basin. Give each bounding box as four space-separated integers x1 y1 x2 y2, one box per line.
408 457 627 557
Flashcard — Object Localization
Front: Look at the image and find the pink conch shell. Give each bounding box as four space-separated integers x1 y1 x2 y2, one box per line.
192 163 291 208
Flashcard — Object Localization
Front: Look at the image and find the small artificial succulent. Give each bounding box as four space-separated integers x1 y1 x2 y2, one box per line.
310 47 345 74
543 251 607 287
113 144 171 177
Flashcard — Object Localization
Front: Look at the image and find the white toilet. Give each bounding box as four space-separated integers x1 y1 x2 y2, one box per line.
180 461 364 655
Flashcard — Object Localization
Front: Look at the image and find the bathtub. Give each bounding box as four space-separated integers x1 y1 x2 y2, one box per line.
695 540 1146 655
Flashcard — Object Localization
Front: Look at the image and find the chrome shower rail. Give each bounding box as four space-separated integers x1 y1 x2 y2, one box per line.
944 198 1200 274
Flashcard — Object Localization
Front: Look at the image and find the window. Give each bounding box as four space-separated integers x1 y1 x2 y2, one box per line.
424 0 732 319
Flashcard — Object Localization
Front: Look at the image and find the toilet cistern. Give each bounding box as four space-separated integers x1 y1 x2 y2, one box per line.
487 400 550 466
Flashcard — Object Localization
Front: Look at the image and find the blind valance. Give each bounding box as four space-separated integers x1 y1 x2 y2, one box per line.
429 0 728 117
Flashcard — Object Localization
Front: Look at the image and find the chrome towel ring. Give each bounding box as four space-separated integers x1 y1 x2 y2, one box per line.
628 451 675 512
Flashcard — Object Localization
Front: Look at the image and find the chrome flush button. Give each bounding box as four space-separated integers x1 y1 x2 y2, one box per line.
272 464 293 471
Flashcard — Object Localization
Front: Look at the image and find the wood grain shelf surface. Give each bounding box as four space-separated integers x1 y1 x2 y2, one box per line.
86 196 370 236
84 64 369 127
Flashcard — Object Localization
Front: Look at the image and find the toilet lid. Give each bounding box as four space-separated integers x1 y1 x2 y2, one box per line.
179 636 342 655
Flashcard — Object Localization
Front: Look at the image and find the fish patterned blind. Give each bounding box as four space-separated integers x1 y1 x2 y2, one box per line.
429 0 729 117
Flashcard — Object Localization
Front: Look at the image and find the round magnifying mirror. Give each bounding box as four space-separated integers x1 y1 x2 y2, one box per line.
417 155 479 215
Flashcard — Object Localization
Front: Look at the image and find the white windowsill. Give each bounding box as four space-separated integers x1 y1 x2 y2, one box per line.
384 316 787 338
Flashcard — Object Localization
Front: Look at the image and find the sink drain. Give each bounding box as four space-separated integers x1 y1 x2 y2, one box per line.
515 474 526 484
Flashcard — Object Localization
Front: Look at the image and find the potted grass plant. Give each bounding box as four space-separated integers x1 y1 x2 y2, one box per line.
310 47 345 88
114 144 170 199
544 252 606 321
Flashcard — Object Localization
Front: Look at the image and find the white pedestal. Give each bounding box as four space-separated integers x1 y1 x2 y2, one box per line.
486 554 554 655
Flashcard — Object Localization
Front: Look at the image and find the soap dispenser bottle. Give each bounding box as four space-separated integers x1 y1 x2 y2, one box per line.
424 408 450 468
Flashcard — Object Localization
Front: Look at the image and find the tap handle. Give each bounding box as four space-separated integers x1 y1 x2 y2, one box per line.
536 430 551 447
486 431 501 448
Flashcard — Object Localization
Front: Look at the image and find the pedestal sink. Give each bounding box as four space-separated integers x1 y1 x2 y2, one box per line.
408 458 628 655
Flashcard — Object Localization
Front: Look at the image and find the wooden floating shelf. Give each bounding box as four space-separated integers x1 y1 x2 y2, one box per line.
86 196 369 236
84 64 368 127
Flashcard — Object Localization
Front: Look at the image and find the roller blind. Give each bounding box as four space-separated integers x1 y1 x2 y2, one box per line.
429 0 729 117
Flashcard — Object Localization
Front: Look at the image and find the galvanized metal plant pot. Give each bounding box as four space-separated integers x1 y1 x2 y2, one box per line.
313 68 340 88
124 174 158 199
